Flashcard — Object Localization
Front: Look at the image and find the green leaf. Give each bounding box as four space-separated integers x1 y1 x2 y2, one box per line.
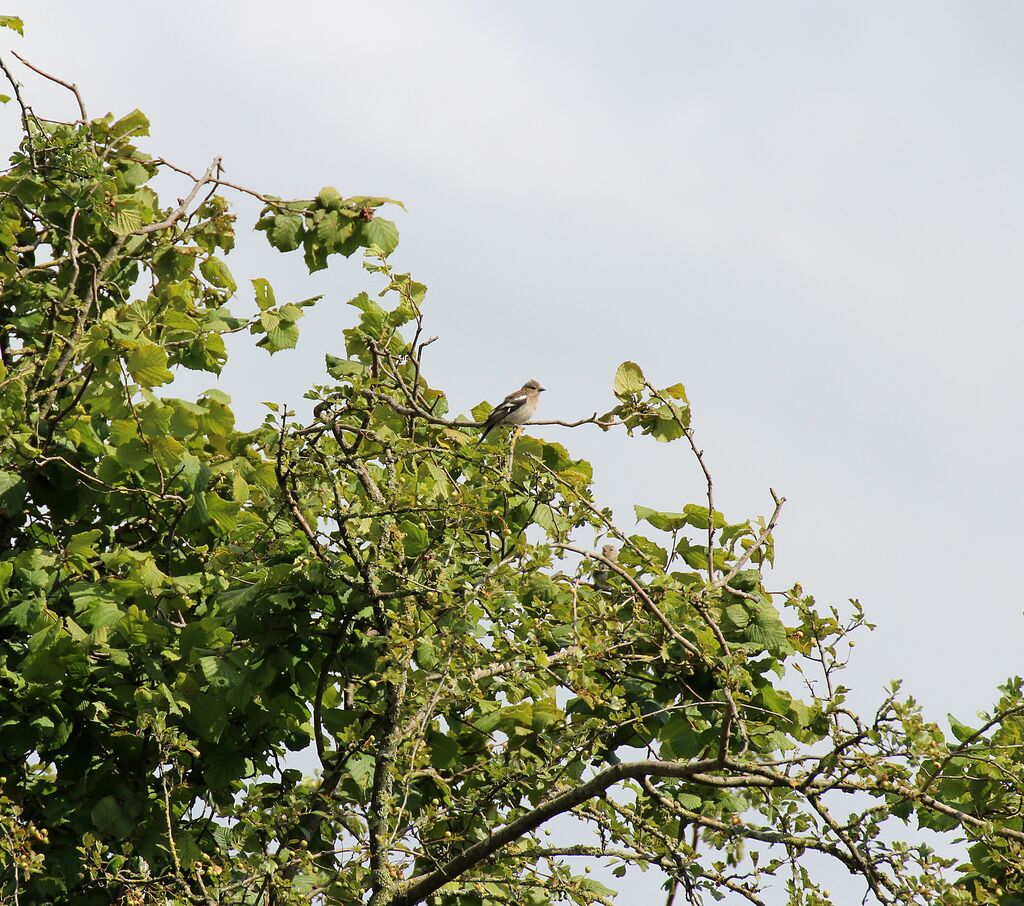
126 343 173 387
429 731 459 770
635 505 688 532
79 598 123 630
728 570 760 593
577 878 617 899
659 714 705 760
398 520 429 557
109 207 142 236
0 469 27 516
722 603 750 630
110 109 150 139
744 604 789 655
204 493 240 534
200 256 237 292
212 823 236 850
681 504 726 531
255 313 300 353
317 210 355 250
118 161 151 188
173 830 202 868
91 796 133 839
259 212 303 252
153 246 195 282
647 403 688 442
360 217 399 255
325 355 366 381
316 186 343 210
948 715 976 743
614 361 645 398
0 16 24 34
252 277 276 311
415 640 438 670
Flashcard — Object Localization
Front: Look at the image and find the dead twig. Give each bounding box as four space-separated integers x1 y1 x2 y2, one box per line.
136 157 222 235
11 51 89 123
715 488 785 589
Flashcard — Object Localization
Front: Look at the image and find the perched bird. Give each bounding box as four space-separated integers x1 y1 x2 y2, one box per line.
593 543 619 589
477 379 545 443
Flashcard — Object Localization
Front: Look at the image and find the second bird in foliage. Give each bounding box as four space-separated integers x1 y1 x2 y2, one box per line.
593 544 619 589
478 379 545 443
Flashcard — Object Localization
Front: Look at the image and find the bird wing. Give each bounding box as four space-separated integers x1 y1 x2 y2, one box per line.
479 389 529 439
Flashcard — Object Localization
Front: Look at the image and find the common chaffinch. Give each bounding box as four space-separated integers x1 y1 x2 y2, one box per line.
478 379 545 442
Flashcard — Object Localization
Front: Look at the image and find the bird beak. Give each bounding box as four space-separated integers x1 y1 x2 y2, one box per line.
539 386 546 392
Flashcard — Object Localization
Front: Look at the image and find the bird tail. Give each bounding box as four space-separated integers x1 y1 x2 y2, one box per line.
477 412 500 444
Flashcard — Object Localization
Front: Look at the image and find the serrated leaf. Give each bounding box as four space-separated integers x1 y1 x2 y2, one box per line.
256 317 299 353
153 246 195 282
635 504 688 532
361 217 399 255
325 354 366 381
109 208 142 236
91 796 133 839
614 361 645 398
398 520 429 557
126 343 173 387
110 109 150 139
723 603 750 629
948 715 976 743
316 186 343 210
205 493 239 533
252 277 276 311
200 256 237 292
261 212 303 252
744 604 788 655
0 469 27 516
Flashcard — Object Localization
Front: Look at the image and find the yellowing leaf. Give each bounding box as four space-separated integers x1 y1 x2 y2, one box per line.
614 361 645 398
126 343 173 387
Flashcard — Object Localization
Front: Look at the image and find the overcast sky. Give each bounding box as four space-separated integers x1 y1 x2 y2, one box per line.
5 3 1024 902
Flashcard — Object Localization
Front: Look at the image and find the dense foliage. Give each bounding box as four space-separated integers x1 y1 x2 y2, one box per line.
2 29 1024 906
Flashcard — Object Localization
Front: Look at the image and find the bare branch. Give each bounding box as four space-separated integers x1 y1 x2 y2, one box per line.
150 156 308 210
715 488 786 589
0 52 37 166
361 390 619 433
391 756 722 906
136 157 222 234
11 51 88 122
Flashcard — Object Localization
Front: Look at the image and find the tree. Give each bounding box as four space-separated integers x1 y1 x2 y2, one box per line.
1 28 1023 905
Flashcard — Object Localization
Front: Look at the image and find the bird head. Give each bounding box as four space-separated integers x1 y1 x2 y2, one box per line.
523 380 545 393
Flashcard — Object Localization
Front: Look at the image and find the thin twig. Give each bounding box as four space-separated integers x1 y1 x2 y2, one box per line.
0 52 36 166
11 51 89 122
136 157 222 234
554 544 705 663
647 384 717 578
715 488 785 589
